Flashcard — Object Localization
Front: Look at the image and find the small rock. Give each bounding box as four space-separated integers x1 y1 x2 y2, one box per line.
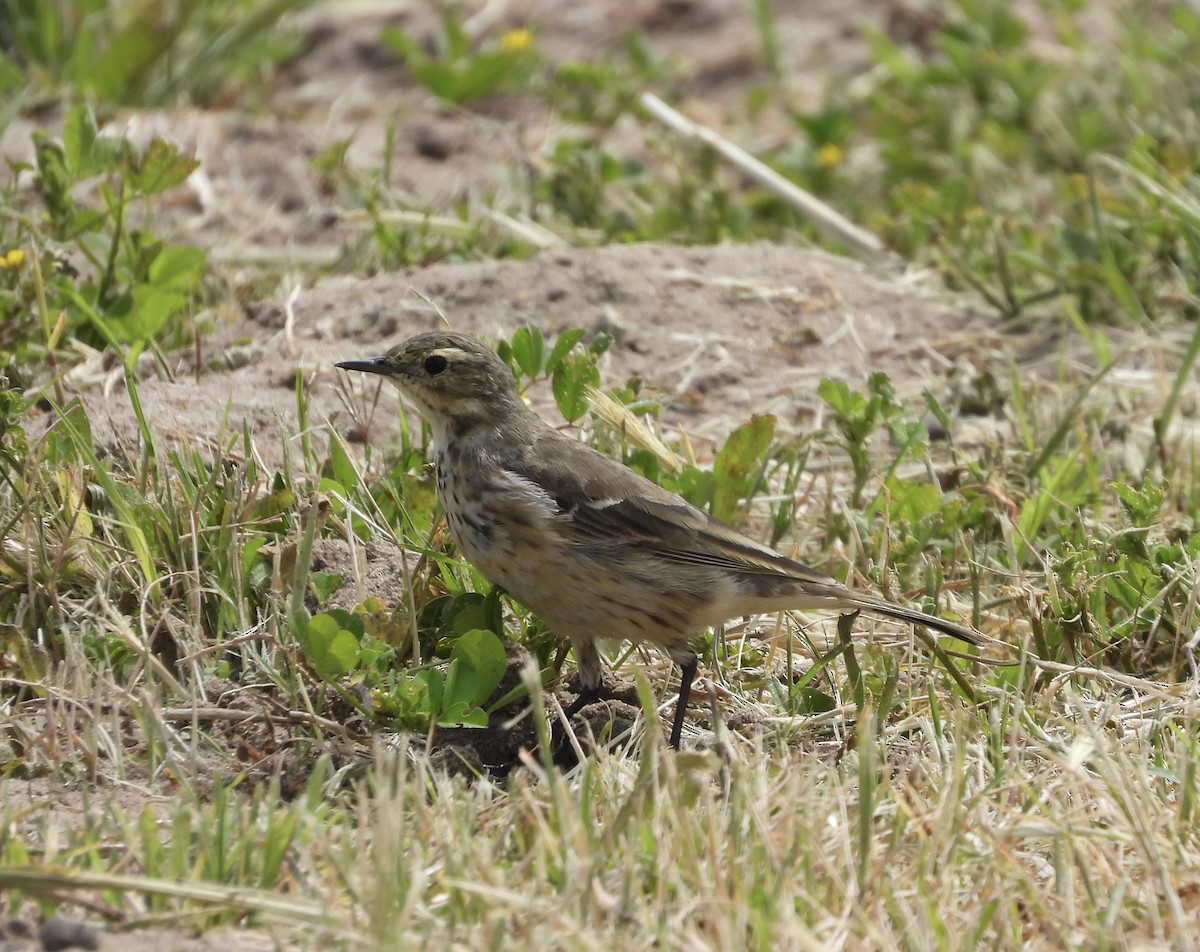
39 917 100 951
413 124 453 161
0 916 37 952
429 744 485 779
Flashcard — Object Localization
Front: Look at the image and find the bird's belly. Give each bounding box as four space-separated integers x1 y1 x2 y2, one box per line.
434 455 730 655
443 499 581 619
448 517 725 655
435 458 563 597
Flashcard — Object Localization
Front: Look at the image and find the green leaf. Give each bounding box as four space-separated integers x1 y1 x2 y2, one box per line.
510 326 543 379
416 668 444 714
441 656 468 713
922 389 953 438
309 572 344 607
120 284 186 342
379 26 422 64
711 415 775 523
675 464 715 509
449 594 503 637
419 591 491 638
44 398 156 591
1113 482 1165 527
240 537 268 577
882 476 942 524
545 328 585 373
326 432 360 493
131 139 201 195
42 398 93 466
148 244 205 288
89 19 177 102
439 9 471 59
888 419 927 455
62 104 98 176
439 703 488 728
457 630 508 687
551 353 600 422
299 611 362 679
248 486 294 523
448 627 508 708
818 378 862 416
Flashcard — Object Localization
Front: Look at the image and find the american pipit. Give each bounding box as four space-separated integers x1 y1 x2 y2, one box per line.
338 331 985 749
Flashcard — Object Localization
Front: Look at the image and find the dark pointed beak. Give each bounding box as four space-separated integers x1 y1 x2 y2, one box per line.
336 357 389 375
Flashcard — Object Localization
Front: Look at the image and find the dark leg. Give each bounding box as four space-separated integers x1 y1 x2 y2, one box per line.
669 657 698 750
564 639 604 719
564 685 601 718
553 673 602 766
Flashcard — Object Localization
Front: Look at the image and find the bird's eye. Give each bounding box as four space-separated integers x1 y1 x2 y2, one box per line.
424 355 449 375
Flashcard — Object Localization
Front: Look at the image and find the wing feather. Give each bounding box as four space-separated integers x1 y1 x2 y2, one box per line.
507 430 835 586
498 428 985 647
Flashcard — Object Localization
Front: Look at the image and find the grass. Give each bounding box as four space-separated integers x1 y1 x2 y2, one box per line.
3 0 1200 947
4 675 1197 947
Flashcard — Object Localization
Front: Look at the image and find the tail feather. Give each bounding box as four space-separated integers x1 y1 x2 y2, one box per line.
842 593 985 648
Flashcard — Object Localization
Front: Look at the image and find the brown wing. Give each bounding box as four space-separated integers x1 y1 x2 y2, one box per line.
506 428 986 648
508 430 836 586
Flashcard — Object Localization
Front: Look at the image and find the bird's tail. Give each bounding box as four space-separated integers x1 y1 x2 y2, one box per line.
841 593 985 648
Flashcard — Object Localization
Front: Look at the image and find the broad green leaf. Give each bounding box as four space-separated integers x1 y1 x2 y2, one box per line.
148 244 205 287
416 668 443 715
240 537 268 576
449 628 508 707
309 572 344 607
298 611 362 679
675 465 715 510
121 285 186 342
131 139 201 195
62 105 98 176
510 326 543 379
545 328 584 373
449 593 503 637
711 415 775 523
818 378 862 416
882 475 942 524
438 700 487 728
441 656 467 711
551 353 600 422
326 432 360 493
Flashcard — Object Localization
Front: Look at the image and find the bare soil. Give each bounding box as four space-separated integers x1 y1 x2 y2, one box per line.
49 242 1013 464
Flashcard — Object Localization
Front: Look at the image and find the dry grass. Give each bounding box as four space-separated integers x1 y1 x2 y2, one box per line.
5 641 1200 949
343 670 1200 949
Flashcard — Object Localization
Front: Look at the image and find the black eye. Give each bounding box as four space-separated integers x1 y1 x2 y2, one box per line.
424 355 448 375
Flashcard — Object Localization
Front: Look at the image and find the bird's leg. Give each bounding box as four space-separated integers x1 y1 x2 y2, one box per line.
550 643 608 769
564 637 605 718
564 685 601 719
669 656 698 750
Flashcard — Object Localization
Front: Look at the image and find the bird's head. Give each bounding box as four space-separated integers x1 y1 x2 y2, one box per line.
337 331 526 441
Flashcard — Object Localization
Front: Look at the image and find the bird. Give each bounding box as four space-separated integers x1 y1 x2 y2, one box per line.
337 330 985 749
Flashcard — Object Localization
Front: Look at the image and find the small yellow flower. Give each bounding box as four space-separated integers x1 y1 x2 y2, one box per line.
816 143 844 169
0 248 25 270
499 28 534 54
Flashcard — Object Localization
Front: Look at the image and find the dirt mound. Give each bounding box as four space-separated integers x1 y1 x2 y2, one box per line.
35 243 1008 468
